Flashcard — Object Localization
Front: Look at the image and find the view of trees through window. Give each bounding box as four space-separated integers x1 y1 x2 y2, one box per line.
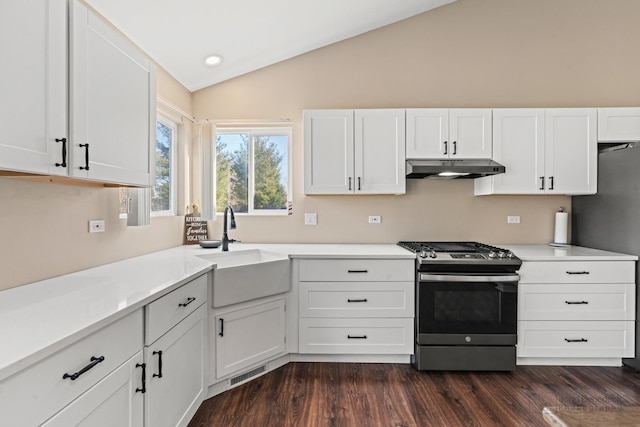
216 131 289 213
153 120 173 212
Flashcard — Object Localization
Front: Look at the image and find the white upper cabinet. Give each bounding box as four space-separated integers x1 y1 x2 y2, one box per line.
70 0 155 186
598 107 640 142
475 108 596 195
0 0 67 176
406 109 492 159
544 108 597 195
304 109 405 195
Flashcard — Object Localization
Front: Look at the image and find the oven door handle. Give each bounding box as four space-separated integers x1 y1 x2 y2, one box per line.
419 273 520 283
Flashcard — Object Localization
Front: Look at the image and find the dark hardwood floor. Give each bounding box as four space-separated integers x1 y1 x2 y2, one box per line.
188 363 640 427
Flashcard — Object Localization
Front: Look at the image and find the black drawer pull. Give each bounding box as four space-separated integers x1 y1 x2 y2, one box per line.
347 298 368 303
565 300 589 305
178 297 196 307
347 270 368 273
55 138 67 167
564 338 588 343
219 318 224 337
347 335 367 339
135 363 146 393
62 356 105 381
152 351 163 379
79 143 90 170
566 271 590 275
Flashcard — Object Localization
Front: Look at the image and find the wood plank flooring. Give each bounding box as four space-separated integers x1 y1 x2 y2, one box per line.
188 363 640 427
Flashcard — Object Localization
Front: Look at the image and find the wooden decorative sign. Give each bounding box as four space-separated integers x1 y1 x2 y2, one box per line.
184 211 208 244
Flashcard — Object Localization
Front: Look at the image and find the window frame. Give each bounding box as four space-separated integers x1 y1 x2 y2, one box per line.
214 126 292 216
151 114 178 217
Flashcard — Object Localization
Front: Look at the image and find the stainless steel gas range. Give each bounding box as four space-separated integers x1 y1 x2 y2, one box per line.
398 242 522 371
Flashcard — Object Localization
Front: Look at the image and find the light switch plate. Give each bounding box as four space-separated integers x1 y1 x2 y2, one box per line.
507 216 521 224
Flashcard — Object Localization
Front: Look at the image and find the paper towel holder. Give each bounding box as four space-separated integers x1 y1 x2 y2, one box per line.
550 207 571 247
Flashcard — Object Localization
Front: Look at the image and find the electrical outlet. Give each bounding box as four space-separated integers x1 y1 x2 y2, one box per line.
89 220 105 233
304 213 317 225
507 216 521 224
368 215 381 224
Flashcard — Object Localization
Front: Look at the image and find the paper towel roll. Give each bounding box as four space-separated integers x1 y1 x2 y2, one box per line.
554 211 569 244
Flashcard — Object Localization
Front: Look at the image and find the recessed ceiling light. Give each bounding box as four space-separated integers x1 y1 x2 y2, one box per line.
204 54 223 67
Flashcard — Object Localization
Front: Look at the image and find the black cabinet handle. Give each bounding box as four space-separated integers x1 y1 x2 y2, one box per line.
178 297 196 307
62 356 105 381
549 176 554 190
55 138 67 167
347 270 368 273
348 177 352 191
152 351 163 378
79 143 90 170
564 338 588 343
539 176 545 190
358 177 361 191
443 141 448 155
135 363 146 393
219 318 224 337
347 298 368 303
566 271 590 275
347 335 367 339
452 141 457 155
565 300 589 305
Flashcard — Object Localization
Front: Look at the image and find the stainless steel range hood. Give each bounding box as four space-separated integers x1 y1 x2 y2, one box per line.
406 159 506 179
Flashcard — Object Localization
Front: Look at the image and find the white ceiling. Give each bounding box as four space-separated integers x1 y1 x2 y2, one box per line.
84 0 456 92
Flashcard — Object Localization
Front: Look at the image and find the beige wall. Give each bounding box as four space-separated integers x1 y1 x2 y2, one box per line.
3 0 640 291
194 0 640 245
0 67 192 291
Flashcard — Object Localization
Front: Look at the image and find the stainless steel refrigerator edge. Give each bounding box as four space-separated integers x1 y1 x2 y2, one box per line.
572 142 640 371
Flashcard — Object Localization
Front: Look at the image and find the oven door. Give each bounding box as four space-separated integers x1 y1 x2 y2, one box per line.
416 273 519 346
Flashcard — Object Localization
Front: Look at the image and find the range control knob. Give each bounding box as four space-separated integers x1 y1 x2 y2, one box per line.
429 251 437 259
498 251 506 258
488 251 497 259
506 251 514 258
419 250 428 259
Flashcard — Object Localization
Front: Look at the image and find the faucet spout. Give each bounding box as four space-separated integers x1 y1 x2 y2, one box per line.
222 205 236 251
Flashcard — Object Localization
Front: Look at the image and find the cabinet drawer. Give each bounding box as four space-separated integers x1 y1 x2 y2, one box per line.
517 321 634 358
146 273 208 345
518 261 634 284
519 283 635 321
299 318 413 354
299 259 414 282
0 309 143 426
299 282 414 318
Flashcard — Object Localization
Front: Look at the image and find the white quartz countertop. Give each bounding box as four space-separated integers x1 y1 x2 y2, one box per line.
504 244 638 261
0 241 634 382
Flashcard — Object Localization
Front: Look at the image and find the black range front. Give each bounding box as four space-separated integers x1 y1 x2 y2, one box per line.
398 242 522 371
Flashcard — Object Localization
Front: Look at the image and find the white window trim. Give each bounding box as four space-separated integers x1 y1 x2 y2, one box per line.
152 114 178 217
214 126 292 216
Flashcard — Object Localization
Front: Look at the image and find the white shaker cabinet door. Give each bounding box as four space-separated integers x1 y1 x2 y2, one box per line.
598 107 640 142
544 108 597 195
304 110 354 194
0 0 67 176
448 109 493 159
354 109 406 194
406 109 449 159
70 0 155 186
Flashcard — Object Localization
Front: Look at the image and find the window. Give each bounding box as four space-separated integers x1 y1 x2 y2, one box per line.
215 128 291 215
152 115 177 215
119 114 178 218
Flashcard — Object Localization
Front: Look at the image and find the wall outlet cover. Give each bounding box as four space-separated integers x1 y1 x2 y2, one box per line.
89 220 105 233
304 213 317 225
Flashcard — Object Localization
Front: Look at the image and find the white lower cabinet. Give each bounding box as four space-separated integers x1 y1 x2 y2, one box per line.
213 298 286 380
145 304 207 427
297 258 414 356
0 309 143 426
517 260 636 365
41 351 144 427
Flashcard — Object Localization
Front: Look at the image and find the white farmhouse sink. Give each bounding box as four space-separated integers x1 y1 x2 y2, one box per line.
197 249 290 308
